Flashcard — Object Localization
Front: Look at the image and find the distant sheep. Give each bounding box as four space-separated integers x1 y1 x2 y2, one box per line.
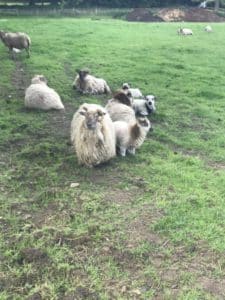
204 25 212 33
73 69 111 95
71 103 116 167
122 83 143 98
105 90 136 123
133 95 156 116
0 31 31 57
177 28 193 36
114 117 151 156
25 75 64 111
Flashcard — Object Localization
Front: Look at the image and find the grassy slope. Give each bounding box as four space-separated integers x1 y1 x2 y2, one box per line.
1 17 225 299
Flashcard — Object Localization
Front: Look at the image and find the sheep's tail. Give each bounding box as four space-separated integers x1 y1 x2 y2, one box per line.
104 83 111 94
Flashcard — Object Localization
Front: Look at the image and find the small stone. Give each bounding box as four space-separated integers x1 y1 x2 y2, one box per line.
131 289 141 295
70 183 80 188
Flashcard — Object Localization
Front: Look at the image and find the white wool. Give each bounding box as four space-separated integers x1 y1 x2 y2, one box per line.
177 28 193 36
204 25 212 33
71 103 116 167
0 31 31 57
105 99 136 124
122 83 143 98
133 95 156 116
25 75 64 110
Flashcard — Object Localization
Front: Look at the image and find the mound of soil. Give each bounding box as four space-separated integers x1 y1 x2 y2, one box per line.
126 8 163 22
158 8 225 22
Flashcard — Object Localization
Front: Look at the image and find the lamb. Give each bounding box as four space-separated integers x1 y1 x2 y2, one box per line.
0 31 31 57
24 75 65 111
204 25 213 33
133 95 156 116
105 90 136 123
114 117 151 156
122 83 143 98
177 28 193 36
72 69 111 95
71 103 116 167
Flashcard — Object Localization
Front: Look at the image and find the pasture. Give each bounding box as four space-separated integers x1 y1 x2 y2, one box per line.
1 17 225 299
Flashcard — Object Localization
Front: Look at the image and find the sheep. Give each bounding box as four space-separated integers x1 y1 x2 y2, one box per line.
72 69 111 95
71 103 116 167
105 90 136 124
177 28 193 36
133 95 156 116
204 25 213 33
0 31 31 58
24 75 65 111
122 83 143 98
114 117 151 157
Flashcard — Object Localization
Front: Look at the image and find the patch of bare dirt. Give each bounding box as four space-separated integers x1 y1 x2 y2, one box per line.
19 248 50 265
127 8 163 22
158 8 225 22
11 60 30 98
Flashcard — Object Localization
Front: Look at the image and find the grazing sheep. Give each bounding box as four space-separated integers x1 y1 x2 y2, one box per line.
177 28 193 36
72 69 111 95
122 83 143 98
105 90 136 123
133 95 156 116
71 103 116 167
0 30 31 58
114 117 151 156
204 25 213 33
25 75 64 111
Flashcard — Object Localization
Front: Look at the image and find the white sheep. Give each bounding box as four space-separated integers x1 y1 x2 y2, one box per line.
133 95 156 116
72 69 111 95
204 25 213 33
122 83 143 98
114 117 151 156
71 103 116 167
105 90 136 124
177 28 193 36
24 75 65 111
0 31 31 57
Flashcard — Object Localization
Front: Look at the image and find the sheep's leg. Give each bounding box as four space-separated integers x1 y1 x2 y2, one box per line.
26 48 30 58
128 147 136 155
119 147 126 157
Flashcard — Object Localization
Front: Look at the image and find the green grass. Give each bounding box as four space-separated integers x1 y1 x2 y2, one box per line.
1 17 225 299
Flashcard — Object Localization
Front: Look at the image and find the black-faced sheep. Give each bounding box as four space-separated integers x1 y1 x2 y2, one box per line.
133 95 156 116
71 103 116 167
72 69 111 95
24 75 65 111
0 31 31 58
105 90 136 123
114 117 151 156
122 83 143 98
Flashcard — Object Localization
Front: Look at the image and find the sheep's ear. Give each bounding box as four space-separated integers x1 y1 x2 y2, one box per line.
97 109 106 116
79 110 86 116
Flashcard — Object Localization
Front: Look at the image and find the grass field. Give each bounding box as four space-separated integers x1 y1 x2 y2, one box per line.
1 17 225 299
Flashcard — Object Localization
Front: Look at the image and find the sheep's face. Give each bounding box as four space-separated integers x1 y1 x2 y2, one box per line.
77 69 89 81
80 107 106 130
122 83 130 90
0 31 5 40
31 75 48 85
145 95 156 113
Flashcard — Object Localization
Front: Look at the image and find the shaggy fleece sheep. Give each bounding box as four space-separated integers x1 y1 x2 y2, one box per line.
114 117 151 156
25 75 64 110
122 83 143 98
71 103 116 167
0 31 31 57
73 69 111 95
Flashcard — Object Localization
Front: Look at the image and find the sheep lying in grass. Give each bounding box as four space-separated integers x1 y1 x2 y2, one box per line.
73 69 111 95
71 103 116 167
105 90 136 123
0 30 31 58
204 25 212 33
122 83 143 98
114 117 151 156
133 95 156 116
25 75 65 111
177 28 193 36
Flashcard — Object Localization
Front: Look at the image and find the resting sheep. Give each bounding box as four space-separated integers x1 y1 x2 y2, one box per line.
0 30 31 58
73 69 111 95
71 103 116 167
177 28 193 36
122 83 143 98
133 95 156 116
114 117 151 156
105 90 136 124
24 75 65 111
204 25 212 33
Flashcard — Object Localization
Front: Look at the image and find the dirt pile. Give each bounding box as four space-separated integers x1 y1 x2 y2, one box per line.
126 8 163 22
